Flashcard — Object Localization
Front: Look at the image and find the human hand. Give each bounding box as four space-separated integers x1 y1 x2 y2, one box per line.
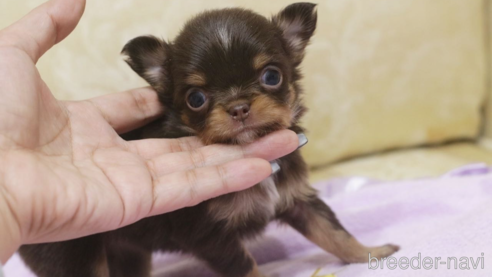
0 0 299 262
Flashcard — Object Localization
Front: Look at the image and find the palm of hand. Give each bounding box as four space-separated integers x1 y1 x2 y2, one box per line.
0 46 156 243
0 0 298 262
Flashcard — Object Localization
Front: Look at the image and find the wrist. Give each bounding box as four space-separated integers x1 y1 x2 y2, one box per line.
0 167 22 263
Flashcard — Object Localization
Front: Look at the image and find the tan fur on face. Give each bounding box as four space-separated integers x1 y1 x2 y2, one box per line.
181 114 190 125
253 53 271 70
288 84 296 106
179 114 198 134
186 72 207 87
200 107 231 144
249 94 291 128
200 94 291 145
287 84 303 123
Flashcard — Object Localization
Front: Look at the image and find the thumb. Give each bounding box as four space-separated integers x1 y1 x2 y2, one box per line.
0 0 86 63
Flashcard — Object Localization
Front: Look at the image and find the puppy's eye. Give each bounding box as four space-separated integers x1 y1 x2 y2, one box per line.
260 66 282 88
186 89 208 111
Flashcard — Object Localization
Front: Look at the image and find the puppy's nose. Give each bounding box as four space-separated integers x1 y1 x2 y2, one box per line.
229 103 250 121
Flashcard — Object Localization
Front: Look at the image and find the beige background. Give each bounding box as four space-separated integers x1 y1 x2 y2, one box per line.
0 0 488 168
485 0 492 139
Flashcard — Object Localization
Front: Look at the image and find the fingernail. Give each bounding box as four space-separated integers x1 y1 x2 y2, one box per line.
297 133 308 149
270 161 281 175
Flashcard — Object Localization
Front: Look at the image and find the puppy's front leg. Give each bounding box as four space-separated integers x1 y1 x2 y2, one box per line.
191 237 265 277
277 196 399 263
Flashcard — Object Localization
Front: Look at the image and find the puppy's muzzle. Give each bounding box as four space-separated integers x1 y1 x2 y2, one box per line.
229 102 250 121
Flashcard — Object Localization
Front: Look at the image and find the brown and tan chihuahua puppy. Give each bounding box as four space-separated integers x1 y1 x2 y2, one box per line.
19 3 399 277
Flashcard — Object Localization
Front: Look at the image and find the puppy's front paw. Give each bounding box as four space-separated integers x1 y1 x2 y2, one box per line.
341 243 400 264
369 243 400 259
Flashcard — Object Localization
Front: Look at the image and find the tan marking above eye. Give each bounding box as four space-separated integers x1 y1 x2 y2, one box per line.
253 53 271 70
186 73 207 87
181 114 190 125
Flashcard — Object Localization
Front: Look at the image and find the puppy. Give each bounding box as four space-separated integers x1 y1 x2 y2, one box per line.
19 3 399 277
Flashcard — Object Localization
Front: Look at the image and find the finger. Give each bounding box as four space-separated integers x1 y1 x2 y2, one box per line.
82 87 163 134
129 136 204 158
149 158 273 216
0 0 86 63
144 129 299 176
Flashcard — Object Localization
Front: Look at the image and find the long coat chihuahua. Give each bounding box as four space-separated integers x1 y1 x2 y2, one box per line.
20 3 399 277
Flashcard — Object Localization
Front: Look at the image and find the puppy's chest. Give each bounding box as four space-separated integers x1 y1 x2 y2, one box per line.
207 176 283 227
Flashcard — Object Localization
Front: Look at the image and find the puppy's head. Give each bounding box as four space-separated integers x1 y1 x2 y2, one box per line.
122 3 317 145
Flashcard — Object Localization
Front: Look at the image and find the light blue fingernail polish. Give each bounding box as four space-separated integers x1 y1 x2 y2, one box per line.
270 161 280 175
297 133 308 149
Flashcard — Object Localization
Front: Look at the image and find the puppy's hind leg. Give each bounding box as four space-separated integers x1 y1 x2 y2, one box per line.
19 235 110 277
191 236 265 277
277 196 399 263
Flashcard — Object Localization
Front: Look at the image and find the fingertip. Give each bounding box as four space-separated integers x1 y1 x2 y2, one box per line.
268 129 300 153
0 0 87 62
244 129 299 160
49 0 86 43
282 129 301 152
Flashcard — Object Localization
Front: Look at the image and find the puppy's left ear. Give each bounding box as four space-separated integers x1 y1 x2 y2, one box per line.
121 36 171 92
273 3 317 64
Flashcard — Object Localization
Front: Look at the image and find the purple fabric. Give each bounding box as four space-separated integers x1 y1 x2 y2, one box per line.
5 163 492 276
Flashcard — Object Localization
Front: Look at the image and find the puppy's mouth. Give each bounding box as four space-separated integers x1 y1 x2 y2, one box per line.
237 118 280 131
234 123 264 134
226 119 288 144
200 117 288 145
200 95 292 145
231 121 264 135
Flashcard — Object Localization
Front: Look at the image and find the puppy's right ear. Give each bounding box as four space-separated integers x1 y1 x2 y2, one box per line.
122 36 171 92
273 3 317 65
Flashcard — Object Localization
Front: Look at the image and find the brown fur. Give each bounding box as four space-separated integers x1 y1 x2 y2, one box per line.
200 94 291 145
252 53 271 70
244 264 266 277
208 177 278 228
277 196 400 264
19 3 398 277
186 72 207 87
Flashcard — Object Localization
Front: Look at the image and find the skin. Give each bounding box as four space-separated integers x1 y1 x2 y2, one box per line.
0 0 299 263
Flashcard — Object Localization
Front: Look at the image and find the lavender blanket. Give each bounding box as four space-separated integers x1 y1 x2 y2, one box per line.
5 164 492 276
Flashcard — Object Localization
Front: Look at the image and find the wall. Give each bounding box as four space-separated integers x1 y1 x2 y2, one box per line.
0 0 487 166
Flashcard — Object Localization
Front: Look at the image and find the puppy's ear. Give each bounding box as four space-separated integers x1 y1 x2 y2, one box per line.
122 36 171 92
273 3 317 64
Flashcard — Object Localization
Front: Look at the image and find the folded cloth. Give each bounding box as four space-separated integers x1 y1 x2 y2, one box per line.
5 164 492 277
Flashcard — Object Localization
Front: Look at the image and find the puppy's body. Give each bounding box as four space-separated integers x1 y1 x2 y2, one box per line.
20 4 398 277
